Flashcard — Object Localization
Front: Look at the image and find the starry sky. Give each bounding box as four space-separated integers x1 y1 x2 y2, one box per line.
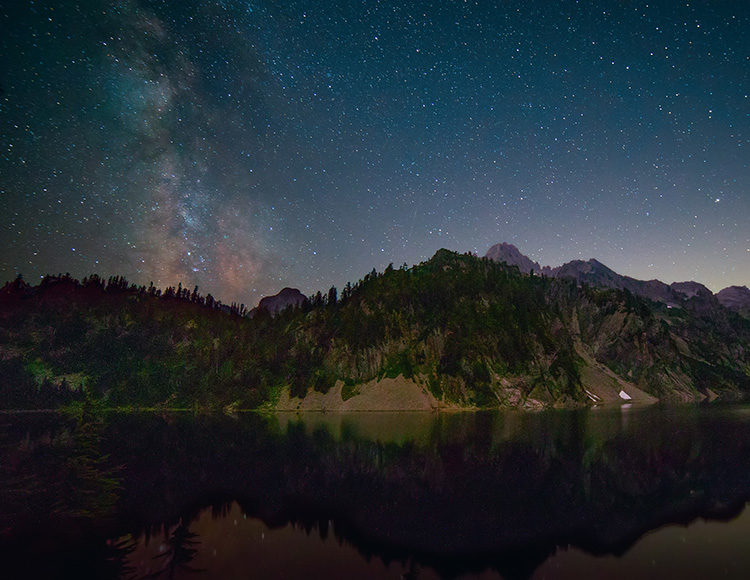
1 1 747 304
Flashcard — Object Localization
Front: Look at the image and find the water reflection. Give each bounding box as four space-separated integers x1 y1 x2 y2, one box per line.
129 502 426 580
1 405 749 578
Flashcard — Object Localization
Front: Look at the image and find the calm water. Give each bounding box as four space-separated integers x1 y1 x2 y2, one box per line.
1 404 749 578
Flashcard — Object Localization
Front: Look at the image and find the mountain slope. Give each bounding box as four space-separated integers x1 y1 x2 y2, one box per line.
1 251 748 410
717 286 750 318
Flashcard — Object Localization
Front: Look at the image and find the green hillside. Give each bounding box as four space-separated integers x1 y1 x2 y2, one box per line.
1 250 748 410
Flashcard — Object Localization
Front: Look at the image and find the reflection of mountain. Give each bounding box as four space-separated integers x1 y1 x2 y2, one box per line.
1 408 749 578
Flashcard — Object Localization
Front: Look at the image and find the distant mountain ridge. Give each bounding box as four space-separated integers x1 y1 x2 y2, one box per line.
670 281 713 299
484 242 746 314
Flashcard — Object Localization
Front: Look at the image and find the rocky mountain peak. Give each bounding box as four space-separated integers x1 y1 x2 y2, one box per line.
256 287 306 315
485 242 542 274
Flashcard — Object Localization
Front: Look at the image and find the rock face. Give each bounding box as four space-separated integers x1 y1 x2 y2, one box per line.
485 242 548 275
717 286 750 317
256 287 306 315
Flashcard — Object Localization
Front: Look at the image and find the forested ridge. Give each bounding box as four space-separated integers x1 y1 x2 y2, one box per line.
1 249 748 410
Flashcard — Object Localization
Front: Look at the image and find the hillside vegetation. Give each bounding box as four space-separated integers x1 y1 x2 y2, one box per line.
1 250 748 410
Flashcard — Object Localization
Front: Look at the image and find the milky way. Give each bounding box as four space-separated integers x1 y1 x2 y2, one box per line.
1 1 747 303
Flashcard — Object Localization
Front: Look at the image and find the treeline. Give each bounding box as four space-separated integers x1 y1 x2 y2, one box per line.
3 272 252 317
0 271 271 409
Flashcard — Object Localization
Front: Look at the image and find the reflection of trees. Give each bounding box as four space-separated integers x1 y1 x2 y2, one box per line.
2 407 749 579
56 408 121 518
116 408 749 577
104 536 138 580
0 524 137 579
146 520 203 579
0 411 129 579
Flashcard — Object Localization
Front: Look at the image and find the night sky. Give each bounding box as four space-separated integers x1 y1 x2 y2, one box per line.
1 1 747 304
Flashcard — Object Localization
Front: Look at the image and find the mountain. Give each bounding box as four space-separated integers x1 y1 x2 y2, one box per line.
486 242 543 274
484 243 729 309
551 258 680 304
670 281 712 299
0 250 748 411
255 287 306 315
717 285 750 317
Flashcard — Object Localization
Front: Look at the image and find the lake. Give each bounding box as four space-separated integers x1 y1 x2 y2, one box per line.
1 404 749 578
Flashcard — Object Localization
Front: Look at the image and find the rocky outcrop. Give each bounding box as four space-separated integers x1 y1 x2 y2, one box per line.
485 242 546 274
255 287 306 315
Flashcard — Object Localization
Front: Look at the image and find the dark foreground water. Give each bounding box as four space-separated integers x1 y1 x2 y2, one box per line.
1 404 749 579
